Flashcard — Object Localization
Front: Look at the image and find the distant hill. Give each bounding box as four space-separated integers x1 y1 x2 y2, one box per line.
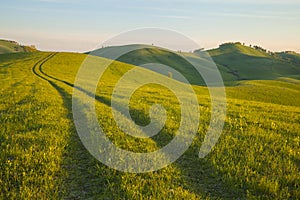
90 44 206 85
90 42 300 85
207 42 300 82
0 39 37 54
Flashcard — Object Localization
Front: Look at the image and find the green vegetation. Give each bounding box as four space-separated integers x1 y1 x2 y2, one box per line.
94 43 300 85
91 44 206 85
0 52 71 199
0 46 299 199
0 40 36 54
208 42 300 82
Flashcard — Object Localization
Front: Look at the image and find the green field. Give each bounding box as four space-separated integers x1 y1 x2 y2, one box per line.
0 48 300 199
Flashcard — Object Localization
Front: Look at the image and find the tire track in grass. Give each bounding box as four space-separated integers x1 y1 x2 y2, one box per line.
35 54 248 199
32 53 123 199
37 52 243 198
32 53 57 82
33 53 206 199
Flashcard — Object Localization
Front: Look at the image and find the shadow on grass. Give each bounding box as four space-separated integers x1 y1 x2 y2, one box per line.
33 53 125 199
50 81 125 199
176 148 246 199
36 53 246 199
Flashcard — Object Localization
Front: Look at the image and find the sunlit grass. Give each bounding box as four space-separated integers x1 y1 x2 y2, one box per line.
0 51 299 199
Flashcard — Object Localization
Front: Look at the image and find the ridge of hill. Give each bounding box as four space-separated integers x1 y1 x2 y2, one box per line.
0 39 37 54
207 42 300 81
2 38 299 84
90 44 206 85
89 43 300 85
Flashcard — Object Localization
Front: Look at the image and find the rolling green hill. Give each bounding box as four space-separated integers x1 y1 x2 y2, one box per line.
91 43 300 85
208 42 300 81
0 39 37 54
0 51 300 199
90 44 206 85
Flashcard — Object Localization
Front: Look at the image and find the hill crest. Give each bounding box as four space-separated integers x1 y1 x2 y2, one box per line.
90 42 300 84
0 39 37 54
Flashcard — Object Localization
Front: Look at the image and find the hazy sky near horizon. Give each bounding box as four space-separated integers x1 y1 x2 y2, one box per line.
1 0 300 52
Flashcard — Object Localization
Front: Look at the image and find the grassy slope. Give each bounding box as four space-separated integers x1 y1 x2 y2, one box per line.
0 40 36 54
0 51 300 199
208 43 300 81
93 43 300 85
0 52 72 199
91 44 206 85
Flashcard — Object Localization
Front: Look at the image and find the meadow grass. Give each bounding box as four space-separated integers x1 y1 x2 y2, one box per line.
0 52 299 199
0 52 71 199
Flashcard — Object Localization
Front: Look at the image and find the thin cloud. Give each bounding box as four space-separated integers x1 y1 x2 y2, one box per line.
143 0 300 4
37 0 81 3
211 11 300 20
159 15 193 20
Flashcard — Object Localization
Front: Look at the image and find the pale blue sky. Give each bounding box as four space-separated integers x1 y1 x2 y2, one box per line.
1 0 300 52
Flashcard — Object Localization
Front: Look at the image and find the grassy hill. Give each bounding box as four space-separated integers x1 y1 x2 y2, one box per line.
91 43 300 85
0 51 299 199
208 42 300 81
90 44 206 85
0 39 37 54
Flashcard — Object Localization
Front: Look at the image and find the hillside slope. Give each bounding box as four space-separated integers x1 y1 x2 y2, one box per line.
0 39 37 54
90 43 300 85
208 42 300 81
90 44 206 85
